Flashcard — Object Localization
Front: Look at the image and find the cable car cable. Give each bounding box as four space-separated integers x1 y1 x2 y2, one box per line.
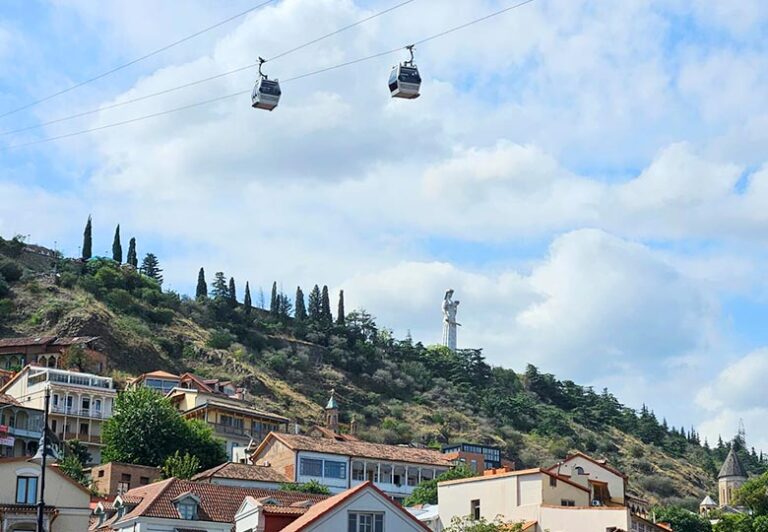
0 0 278 120
1 0 537 150
0 0 418 137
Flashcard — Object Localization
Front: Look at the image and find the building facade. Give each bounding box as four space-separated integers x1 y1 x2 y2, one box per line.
0 365 116 464
718 448 748 508
89 462 162 497
0 395 43 458
0 336 106 374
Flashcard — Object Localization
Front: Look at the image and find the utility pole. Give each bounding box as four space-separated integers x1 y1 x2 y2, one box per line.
36 386 50 532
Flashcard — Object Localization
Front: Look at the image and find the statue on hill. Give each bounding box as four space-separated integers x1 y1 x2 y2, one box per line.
442 289 460 352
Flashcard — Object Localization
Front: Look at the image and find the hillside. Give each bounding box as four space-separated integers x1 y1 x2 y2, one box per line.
1 233 765 509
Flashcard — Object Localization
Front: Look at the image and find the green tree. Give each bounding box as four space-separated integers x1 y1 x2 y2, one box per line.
279 480 331 495
196 267 208 299
82 215 92 260
63 345 89 371
653 506 712 532
139 253 163 285
243 281 252 316
58 454 87 486
228 277 237 306
404 465 474 506
112 224 122 263
337 289 345 325
270 281 279 315
162 451 201 479
126 237 138 267
321 285 332 325
295 286 307 321
211 272 228 300
735 471 768 516
308 284 322 321
444 516 523 532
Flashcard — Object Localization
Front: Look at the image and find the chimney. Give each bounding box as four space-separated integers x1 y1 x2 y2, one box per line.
325 389 339 434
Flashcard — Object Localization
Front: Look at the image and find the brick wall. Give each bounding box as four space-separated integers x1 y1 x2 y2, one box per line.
90 462 162 497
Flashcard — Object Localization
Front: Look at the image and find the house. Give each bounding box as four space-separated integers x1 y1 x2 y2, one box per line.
0 456 91 531
88 461 162 497
91 477 328 532
240 481 430 532
128 370 180 395
0 365 116 464
192 461 291 489
166 387 289 460
251 432 452 502
442 443 513 474
0 336 106 374
437 455 671 532
0 394 43 458
406 504 441 531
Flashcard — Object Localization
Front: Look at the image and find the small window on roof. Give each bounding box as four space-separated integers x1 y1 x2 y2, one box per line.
177 500 198 520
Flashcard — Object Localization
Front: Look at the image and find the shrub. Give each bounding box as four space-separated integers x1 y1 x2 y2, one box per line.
147 307 174 325
0 298 12 321
0 275 9 298
638 475 677 498
0 259 23 282
207 329 234 349
58 272 78 288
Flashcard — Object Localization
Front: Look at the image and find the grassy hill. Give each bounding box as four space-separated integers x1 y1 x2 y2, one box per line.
1 233 765 509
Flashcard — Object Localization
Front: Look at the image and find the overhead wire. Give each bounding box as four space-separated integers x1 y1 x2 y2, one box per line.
0 0 279 120
0 0 418 138
1 0 538 151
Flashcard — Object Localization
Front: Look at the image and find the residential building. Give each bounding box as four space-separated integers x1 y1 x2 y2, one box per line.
167 387 289 460
192 461 290 490
0 456 91 531
0 394 43 458
251 432 452 502
0 336 106 374
240 481 430 532
0 365 116 464
91 477 328 532
406 504 441 532
89 462 162 497
437 454 671 532
442 443 510 473
128 370 180 395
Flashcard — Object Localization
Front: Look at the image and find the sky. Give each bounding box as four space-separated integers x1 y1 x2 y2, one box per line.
2 0 768 450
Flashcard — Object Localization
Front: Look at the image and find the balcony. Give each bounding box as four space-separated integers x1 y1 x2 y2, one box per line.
59 432 103 444
50 405 107 419
6 423 43 439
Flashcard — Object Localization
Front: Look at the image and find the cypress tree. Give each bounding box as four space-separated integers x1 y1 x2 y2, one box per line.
112 224 122 263
211 272 228 300
308 284 322 321
336 290 345 326
139 253 163 285
294 287 307 321
196 268 207 299
82 215 92 260
126 238 138 267
228 277 237 306
243 282 252 316
270 282 279 315
321 285 332 325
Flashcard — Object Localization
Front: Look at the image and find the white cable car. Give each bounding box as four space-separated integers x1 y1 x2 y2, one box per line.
252 57 281 111
389 45 421 99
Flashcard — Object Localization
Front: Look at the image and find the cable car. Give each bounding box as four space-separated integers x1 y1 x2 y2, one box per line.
252 57 281 111
389 45 421 99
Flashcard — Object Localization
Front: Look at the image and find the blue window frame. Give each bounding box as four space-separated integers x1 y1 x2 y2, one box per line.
16 476 38 504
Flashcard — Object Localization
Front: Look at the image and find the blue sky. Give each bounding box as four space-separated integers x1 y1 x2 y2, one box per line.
3 0 768 449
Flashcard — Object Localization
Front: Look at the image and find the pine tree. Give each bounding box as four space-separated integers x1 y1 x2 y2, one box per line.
112 224 122 263
196 268 207 299
308 284 322 321
336 290 345 326
211 272 228 300
270 282 279 315
126 238 138 267
294 287 307 321
278 293 293 317
243 282 252 316
82 215 92 260
321 285 332 325
139 253 163 285
228 277 237 306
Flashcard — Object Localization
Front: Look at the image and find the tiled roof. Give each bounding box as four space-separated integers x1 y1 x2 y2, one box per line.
192 462 289 483
185 400 290 423
116 478 327 525
0 393 22 406
0 336 56 348
138 370 180 380
719 448 748 479
549 451 628 479
521 521 537 531
261 433 452 467
51 336 98 346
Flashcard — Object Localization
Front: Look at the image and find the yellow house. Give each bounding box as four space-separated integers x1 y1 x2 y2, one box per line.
166 388 289 459
0 456 91 531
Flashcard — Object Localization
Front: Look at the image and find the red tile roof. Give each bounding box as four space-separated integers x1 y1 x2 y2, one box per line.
256 433 452 467
192 462 289 483
0 336 57 348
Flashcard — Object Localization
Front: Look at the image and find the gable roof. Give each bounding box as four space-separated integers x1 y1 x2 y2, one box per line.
719 448 748 479
548 451 628 479
0 457 91 495
438 467 591 493
191 462 290 483
114 478 327 526
280 481 429 532
255 433 451 467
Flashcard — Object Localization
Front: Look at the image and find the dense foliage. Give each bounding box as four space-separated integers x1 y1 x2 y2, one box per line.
279 480 332 495
444 516 523 531
404 465 474 506
162 451 202 480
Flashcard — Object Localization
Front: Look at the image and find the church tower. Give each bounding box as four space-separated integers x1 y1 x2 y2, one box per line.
325 389 339 434
718 448 747 507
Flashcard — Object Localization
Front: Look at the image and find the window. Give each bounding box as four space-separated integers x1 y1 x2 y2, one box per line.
94 399 102 412
117 482 129 495
574 466 585 475
177 501 197 520
98 470 105 478
470 499 480 520
121 473 131 482
561 499 575 507
300 458 323 477
50 419 57 433
549 476 557 487
52 394 59 407
82 397 91 410
324 460 347 479
16 476 38 504
140 477 149 485
348 512 383 532
79 423 88 435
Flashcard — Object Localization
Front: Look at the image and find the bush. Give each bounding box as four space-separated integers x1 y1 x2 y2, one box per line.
207 329 234 349
0 259 23 282
0 298 12 321
147 307 174 325
638 475 677 498
58 272 78 288
0 275 9 298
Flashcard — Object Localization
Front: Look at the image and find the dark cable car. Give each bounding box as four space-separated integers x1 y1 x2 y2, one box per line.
252 57 281 111
389 45 421 99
